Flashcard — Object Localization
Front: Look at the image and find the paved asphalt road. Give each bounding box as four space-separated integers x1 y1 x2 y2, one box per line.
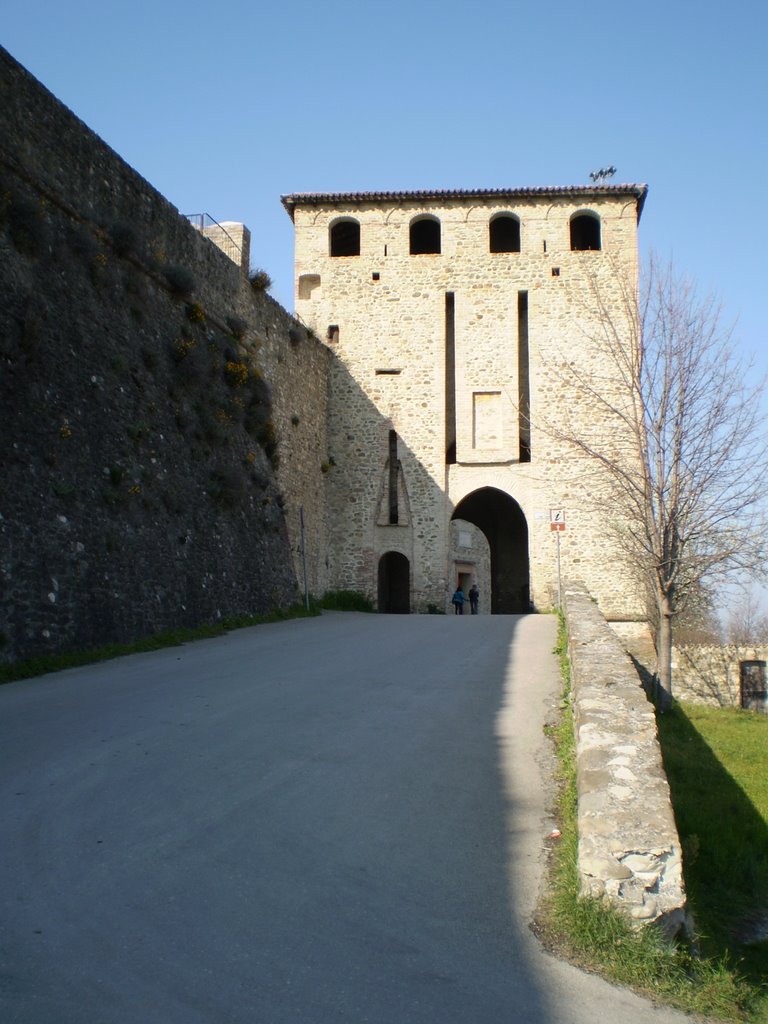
1 612 696 1024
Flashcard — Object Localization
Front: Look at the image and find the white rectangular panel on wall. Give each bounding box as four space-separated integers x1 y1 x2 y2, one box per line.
472 391 502 449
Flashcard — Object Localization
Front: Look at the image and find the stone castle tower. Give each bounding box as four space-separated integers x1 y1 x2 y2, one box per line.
282 185 647 620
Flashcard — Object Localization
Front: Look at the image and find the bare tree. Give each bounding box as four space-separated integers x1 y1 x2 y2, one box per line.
673 583 722 645
722 585 768 646
557 256 768 706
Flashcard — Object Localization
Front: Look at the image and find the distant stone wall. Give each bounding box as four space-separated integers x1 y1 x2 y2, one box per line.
0 46 330 664
564 583 687 935
673 644 768 710
448 520 490 614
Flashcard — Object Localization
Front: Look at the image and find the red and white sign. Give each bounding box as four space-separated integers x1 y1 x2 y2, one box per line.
550 508 566 532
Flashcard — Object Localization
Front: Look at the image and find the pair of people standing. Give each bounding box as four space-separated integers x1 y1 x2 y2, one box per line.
452 584 479 615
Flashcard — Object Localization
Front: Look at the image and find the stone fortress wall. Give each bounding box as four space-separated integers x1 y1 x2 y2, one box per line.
0 46 330 664
286 188 647 620
1 40 652 662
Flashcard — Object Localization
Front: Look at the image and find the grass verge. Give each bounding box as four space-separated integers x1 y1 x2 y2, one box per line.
536 615 763 1022
657 702 768 1013
316 589 374 612
0 602 319 686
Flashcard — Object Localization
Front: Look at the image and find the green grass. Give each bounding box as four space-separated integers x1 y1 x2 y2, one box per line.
0 602 319 685
538 615 765 1021
316 589 374 612
657 703 768 1001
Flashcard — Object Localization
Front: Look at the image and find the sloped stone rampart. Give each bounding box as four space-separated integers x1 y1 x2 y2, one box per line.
564 584 688 935
0 46 330 664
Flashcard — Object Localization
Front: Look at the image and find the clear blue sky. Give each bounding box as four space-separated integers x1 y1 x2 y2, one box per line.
4 0 768 618
4 0 767 373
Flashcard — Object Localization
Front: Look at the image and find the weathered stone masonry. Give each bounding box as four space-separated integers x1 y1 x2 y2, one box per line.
2 41 654 665
564 583 687 934
284 188 649 621
0 47 330 664
672 643 768 710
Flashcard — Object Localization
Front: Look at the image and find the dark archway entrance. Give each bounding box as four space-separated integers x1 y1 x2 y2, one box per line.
452 489 529 613
377 552 410 613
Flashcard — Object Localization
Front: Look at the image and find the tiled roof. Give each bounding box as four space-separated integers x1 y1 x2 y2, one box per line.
281 184 648 220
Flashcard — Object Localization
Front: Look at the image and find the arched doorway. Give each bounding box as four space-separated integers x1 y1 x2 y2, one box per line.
452 489 529 613
377 552 410 613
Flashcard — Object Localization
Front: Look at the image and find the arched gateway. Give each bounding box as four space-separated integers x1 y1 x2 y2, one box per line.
452 489 529 614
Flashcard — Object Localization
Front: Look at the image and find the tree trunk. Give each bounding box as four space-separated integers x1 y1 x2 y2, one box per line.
656 592 674 710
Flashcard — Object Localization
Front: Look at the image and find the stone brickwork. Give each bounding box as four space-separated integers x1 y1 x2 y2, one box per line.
202 220 251 276
564 584 688 935
1 41 653 666
449 520 490 614
284 188 648 620
0 46 330 664
672 644 768 710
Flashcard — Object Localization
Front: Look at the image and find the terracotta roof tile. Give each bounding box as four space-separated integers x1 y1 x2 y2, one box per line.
281 184 648 220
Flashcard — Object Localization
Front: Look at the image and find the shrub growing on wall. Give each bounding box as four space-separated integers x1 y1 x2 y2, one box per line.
248 268 272 292
164 265 196 297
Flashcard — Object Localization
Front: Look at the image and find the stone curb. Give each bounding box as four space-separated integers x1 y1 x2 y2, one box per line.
563 583 688 936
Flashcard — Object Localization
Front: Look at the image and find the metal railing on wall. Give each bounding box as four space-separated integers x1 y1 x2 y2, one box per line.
184 213 242 266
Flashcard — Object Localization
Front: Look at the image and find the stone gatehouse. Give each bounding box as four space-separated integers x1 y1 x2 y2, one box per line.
0 44 655 661
283 187 648 620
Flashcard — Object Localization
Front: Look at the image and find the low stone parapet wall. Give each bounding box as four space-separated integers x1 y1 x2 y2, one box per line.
563 584 688 936
672 644 768 710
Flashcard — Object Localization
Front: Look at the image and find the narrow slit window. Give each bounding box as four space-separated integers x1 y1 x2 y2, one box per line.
445 292 456 464
518 291 531 462
388 430 399 524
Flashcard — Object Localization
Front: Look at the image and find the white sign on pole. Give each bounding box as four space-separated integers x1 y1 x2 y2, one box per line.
550 509 566 607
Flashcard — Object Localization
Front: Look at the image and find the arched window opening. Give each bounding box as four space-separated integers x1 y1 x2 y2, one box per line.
410 216 441 255
570 212 601 251
489 215 520 253
330 219 360 257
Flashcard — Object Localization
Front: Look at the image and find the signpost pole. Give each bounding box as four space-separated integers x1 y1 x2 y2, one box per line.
550 508 566 610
